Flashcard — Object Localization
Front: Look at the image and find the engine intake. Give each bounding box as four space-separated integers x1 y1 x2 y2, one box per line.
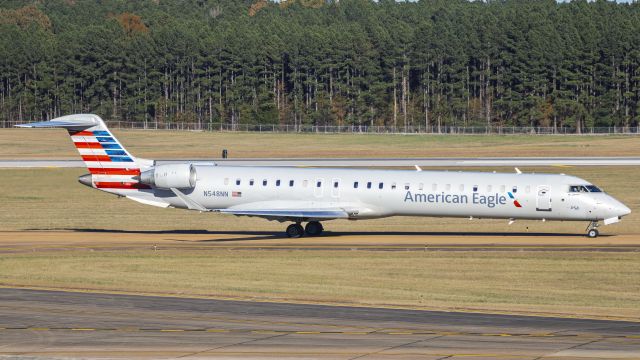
139 164 197 189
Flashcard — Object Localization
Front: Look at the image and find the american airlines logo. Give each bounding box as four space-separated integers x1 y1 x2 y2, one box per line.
507 192 523 208
404 191 520 209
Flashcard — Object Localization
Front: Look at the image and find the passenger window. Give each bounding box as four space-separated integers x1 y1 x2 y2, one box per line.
473 185 478 192
224 178 229 185
391 183 397 190
236 179 241 186
378 182 384 189
289 180 294 187
317 181 322 188
334 181 339 188
249 179 254 186
276 180 281 187
354 181 359 189
367 182 372 189
262 179 267 186
512 186 517 193
418 183 424 191
404 183 410 190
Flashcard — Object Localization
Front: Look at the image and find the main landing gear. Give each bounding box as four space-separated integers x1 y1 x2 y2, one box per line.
285 221 324 238
586 221 600 238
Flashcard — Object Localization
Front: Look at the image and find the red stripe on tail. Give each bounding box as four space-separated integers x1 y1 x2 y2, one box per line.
88 168 140 176
74 142 103 149
82 155 111 162
68 130 94 136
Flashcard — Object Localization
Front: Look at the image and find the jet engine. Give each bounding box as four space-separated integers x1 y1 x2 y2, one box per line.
139 164 197 189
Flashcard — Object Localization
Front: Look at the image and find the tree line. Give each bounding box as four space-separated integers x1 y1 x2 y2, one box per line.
1 0 639 132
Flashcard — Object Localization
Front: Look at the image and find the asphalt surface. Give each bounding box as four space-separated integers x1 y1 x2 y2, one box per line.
2 156 640 168
0 288 638 359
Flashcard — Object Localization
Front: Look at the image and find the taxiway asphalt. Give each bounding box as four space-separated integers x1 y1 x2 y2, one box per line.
0 287 639 359
1 156 640 168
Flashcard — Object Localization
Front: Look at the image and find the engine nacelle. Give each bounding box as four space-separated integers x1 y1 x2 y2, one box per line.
139 164 196 189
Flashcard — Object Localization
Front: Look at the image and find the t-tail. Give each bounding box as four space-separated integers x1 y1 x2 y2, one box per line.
16 114 155 193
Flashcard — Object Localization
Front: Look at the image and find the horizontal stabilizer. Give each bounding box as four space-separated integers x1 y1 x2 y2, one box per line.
16 118 98 130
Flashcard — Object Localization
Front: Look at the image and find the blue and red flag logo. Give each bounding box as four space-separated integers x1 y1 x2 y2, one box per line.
507 192 522 208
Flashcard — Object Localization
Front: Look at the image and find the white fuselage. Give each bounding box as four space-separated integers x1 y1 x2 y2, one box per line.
149 166 629 222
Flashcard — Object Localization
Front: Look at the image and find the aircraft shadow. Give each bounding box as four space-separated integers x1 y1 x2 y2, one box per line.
28 228 603 242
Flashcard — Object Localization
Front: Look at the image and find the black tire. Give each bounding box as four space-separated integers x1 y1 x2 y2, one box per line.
305 221 324 236
587 229 599 238
286 224 304 238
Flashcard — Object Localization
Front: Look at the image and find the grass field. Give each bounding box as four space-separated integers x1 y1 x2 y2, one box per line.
1 128 639 159
1 249 638 320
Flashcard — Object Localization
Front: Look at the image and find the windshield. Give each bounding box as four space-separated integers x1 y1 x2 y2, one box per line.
569 185 602 193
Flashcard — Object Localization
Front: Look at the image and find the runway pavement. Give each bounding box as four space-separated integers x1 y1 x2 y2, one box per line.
0 287 639 359
1 156 640 168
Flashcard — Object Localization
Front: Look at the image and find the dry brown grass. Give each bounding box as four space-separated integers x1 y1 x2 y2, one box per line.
1 249 638 320
1 128 638 159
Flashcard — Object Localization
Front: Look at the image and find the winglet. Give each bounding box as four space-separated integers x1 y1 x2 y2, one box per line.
415 165 422 172
515 167 522 174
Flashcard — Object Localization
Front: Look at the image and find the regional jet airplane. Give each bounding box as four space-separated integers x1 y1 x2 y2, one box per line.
18 114 631 238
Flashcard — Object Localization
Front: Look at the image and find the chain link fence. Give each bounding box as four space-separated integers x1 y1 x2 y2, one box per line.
4 120 640 135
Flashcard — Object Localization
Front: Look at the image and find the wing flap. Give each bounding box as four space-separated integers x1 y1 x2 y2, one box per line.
218 208 349 220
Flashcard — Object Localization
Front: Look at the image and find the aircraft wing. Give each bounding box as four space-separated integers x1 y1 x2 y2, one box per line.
216 208 350 222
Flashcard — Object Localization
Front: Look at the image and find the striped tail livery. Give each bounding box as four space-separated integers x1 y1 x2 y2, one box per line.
17 114 154 193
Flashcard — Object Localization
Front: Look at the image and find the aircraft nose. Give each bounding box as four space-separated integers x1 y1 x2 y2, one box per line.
617 203 632 217
606 197 631 218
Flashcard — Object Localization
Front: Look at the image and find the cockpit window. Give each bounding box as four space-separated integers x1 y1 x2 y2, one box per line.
569 185 602 193
569 185 588 193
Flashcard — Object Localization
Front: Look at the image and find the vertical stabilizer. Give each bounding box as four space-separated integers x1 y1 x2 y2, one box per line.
16 114 154 192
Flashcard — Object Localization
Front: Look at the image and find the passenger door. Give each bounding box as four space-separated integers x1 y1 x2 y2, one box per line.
536 185 552 212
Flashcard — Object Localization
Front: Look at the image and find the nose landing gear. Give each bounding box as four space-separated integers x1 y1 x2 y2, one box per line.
285 221 324 238
586 221 600 238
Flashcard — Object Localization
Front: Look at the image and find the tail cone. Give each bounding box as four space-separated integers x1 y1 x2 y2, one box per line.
78 174 92 187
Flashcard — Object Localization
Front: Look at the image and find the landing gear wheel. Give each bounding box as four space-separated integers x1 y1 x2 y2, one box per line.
587 229 599 238
286 223 305 238
305 221 324 236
